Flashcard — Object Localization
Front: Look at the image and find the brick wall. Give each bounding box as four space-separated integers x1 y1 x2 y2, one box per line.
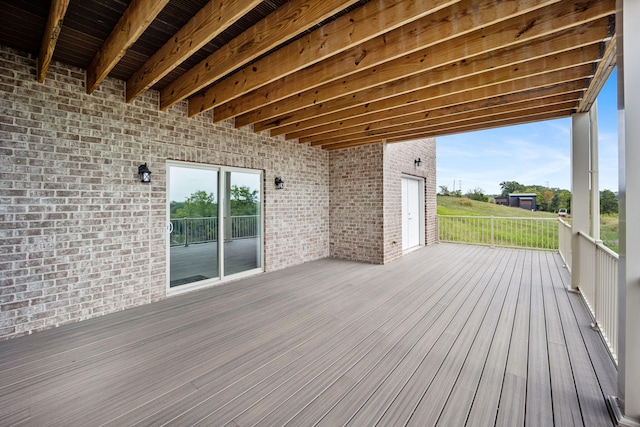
384 139 437 263
0 46 329 340
329 139 437 265
328 144 385 264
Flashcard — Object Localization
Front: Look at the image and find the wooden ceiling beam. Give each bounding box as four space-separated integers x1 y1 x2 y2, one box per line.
158 0 357 111
187 0 462 117
386 110 572 144
258 26 605 134
234 4 612 128
125 0 262 103
277 67 590 139
37 0 70 83
302 92 582 145
221 0 570 124
578 33 617 112
269 56 594 138
324 109 571 150
86 0 169 94
310 98 579 146
292 83 585 142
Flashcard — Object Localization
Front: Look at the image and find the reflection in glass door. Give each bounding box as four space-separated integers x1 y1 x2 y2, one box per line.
168 163 262 291
223 171 262 276
168 165 219 288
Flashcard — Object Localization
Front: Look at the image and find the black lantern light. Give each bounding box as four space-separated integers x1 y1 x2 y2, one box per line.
274 176 284 190
138 163 151 183
414 158 422 167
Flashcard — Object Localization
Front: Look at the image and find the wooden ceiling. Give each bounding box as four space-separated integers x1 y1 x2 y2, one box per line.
0 0 616 150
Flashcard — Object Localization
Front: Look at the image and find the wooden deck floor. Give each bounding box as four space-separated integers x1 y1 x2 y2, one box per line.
0 244 617 426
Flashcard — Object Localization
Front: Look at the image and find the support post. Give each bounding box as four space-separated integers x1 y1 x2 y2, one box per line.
589 102 600 240
570 112 591 291
610 1 640 425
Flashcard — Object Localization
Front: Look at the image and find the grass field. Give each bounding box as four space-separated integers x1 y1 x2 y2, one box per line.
437 196 619 253
437 196 557 218
600 214 619 253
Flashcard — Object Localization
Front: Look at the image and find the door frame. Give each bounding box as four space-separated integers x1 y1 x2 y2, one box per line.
166 160 264 295
401 174 425 252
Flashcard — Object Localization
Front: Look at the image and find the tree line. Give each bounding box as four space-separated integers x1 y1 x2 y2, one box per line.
439 180 618 214
170 185 259 218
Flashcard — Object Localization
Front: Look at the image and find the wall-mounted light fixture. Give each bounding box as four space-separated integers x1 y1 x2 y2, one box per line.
414 158 422 167
138 163 151 183
274 176 284 190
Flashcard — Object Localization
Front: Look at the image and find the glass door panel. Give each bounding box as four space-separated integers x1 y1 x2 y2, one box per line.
168 165 219 288
223 171 262 276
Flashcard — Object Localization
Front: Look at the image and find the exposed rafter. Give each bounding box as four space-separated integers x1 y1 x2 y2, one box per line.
187 0 461 117
159 0 363 111
578 32 617 112
313 99 580 147
125 0 262 103
221 0 568 125
86 0 169 94
326 109 572 150
271 64 593 141
37 0 70 83
255 29 609 138
301 91 584 145
4 0 616 150
237 9 611 130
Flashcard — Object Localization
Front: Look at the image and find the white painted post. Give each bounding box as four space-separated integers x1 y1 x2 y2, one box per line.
610 1 640 425
589 102 600 240
491 216 494 248
570 112 591 291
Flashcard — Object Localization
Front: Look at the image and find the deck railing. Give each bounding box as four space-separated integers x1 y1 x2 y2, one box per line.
169 215 259 247
558 218 572 271
441 214 619 363
437 215 558 250
573 231 619 363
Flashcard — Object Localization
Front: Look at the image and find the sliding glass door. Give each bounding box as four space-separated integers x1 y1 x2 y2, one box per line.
223 171 262 276
168 162 262 292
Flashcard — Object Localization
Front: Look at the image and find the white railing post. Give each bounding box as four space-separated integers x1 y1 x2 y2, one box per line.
591 238 603 332
491 216 494 247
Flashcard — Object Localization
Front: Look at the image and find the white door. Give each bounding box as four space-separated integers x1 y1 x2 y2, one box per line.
402 177 421 250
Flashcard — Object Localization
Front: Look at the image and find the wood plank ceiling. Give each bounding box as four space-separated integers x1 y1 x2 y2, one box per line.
0 0 616 150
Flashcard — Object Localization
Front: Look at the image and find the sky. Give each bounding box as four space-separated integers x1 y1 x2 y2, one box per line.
436 69 619 196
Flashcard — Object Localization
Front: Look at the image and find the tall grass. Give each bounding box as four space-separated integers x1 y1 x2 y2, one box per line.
601 214 619 253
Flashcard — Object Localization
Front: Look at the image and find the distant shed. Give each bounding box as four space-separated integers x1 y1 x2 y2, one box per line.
508 193 538 211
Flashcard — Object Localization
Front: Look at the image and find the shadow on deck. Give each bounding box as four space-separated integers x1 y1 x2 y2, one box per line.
0 244 617 426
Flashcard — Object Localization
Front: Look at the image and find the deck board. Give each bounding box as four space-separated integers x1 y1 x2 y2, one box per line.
495 250 532 427
388 249 515 426
526 251 555 427
462 250 525 427
431 250 520 426
0 244 617 426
